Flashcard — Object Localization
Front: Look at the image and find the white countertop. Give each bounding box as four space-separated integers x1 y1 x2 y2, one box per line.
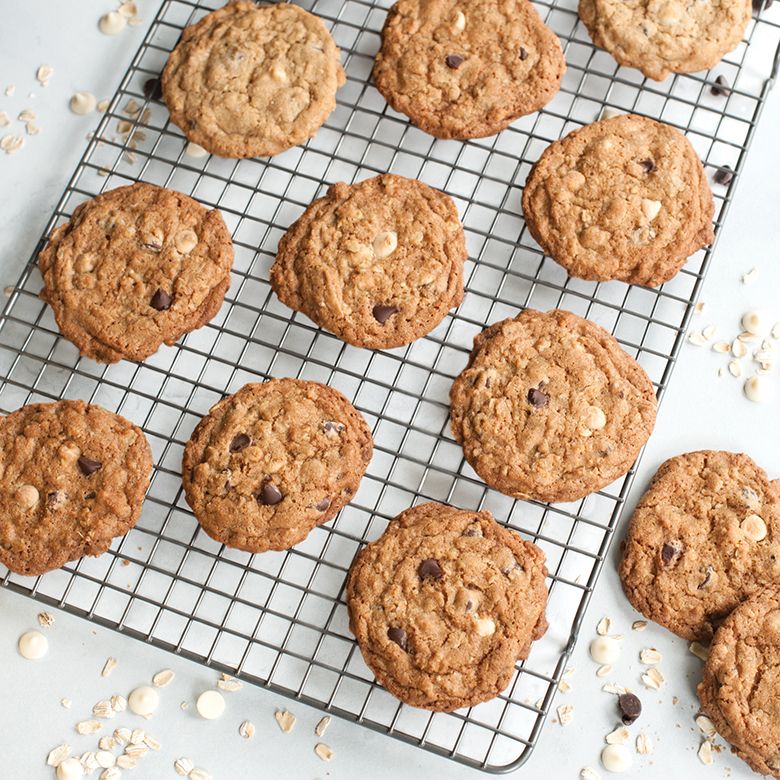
1 1 779 778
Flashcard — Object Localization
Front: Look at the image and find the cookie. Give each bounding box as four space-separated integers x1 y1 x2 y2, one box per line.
0 401 152 577
450 308 657 503
270 174 467 350
579 0 751 81
182 379 373 553
373 0 566 139
620 450 780 642
522 114 714 287
346 502 548 711
698 586 780 777
39 182 234 364
162 1 345 158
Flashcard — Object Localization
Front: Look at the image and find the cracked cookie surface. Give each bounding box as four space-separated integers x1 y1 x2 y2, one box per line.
698 586 780 777
271 174 467 349
182 379 373 553
620 450 780 641
579 0 751 81
450 308 657 503
39 182 234 363
162 1 345 158
347 502 548 711
0 400 152 576
373 0 566 139
522 114 714 287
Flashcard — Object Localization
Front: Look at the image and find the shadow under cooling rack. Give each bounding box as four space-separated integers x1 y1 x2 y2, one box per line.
1 0 779 772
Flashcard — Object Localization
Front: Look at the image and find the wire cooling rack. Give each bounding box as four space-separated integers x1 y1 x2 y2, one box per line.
2 0 779 772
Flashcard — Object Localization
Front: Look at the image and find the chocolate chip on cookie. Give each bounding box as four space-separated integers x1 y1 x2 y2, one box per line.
0 400 152 576
347 502 548 711
182 379 373 554
271 174 467 350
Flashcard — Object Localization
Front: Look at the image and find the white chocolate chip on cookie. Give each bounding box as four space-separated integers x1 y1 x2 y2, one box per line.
373 230 398 259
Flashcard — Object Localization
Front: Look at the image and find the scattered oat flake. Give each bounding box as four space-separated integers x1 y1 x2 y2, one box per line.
189 769 213 780
690 641 711 661
698 739 715 765
315 716 331 737
558 679 572 693
636 733 653 754
702 325 716 340
741 267 758 284
694 301 705 314
76 720 102 735
111 694 127 712
152 669 174 687
116 755 138 769
46 744 71 767
728 360 742 378
5 84 15 96
97 98 110 113
557 704 574 725
639 647 662 665
314 743 334 762
18 109 35 122
275 709 296 733
602 682 628 695
143 734 161 751
124 743 148 758
93 699 115 719
596 664 611 678
113 727 131 745
596 617 611 635
61 698 72 709
641 667 664 689
37 611 55 627
129 15 144 26
130 728 145 745
581 768 601 780
1 134 24 154
631 620 647 631
81 752 99 772
174 757 194 776
605 726 630 745
239 720 255 739
217 674 242 692
712 341 730 353
124 98 140 116
0 112 8 127
98 737 115 752
26 122 40 136
118 1 138 17
696 714 717 736
772 323 780 339
688 330 707 346
100 767 121 780
101 657 117 677
36 64 54 85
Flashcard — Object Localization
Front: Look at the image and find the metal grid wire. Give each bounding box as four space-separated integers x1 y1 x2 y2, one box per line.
2 0 779 772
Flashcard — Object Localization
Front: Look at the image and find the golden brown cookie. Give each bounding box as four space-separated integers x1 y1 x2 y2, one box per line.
0 401 152 577
620 450 780 641
182 379 373 553
450 309 657 503
698 586 780 777
522 114 714 287
579 0 751 81
38 183 234 364
270 174 467 350
346 502 548 711
373 0 566 139
162 1 345 158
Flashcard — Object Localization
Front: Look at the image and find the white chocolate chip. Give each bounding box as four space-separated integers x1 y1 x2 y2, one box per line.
16 484 39 509
589 636 620 665
270 62 287 83
641 198 662 221
18 629 47 659
174 229 198 254
70 91 97 115
452 10 466 31
196 690 225 720
57 758 85 780
584 406 607 430
184 141 208 158
475 615 496 637
742 310 765 335
741 513 767 541
99 11 126 35
373 230 398 259
744 375 771 403
128 686 159 716
601 744 632 773
564 170 586 191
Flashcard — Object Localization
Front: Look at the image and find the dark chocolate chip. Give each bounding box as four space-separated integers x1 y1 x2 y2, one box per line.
713 165 734 186
753 0 773 11
661 542 683 565
143 77 163 102
639 158 656 173
77 456 102 476
418 558 443 580
618 692 642 725
446 54 464 69
387 627 408 650
229 433 250 453
143 239 163 252
527 386 549 408
314 497 331 512
372 304 399 324
47 490 63 508
463 525 481 537
322 420 345 434
83 491 96 500
257 481 283 506
710 75 731 97
519 47 528 61
698 565 714 590
150 288 172 311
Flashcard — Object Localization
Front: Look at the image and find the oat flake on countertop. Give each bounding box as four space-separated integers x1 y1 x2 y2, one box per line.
605 726 630 745
174 757 194 776
189 768 213 780
315 715 331 737
152 669 174 687
314 743 334 762
636 733 653 754
37 611 55 627
239 720 255 739
557 704 574 725
47 744 71 767
101 657 117 677
698 739 714 765
1 134 24 154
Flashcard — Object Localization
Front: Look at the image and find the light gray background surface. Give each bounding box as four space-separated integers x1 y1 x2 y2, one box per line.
1 1 779 778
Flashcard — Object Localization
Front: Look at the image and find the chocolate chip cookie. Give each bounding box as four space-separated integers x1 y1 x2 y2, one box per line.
39 182 234 364
346 502 548 711
522 114 714 287
698 586 780 777
162 1 345 158
0 400 152 577
579 0 751 81
620 450 780 641
182 379 373 553
270 174 467 350
450 309 657 503
373 0 566 139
